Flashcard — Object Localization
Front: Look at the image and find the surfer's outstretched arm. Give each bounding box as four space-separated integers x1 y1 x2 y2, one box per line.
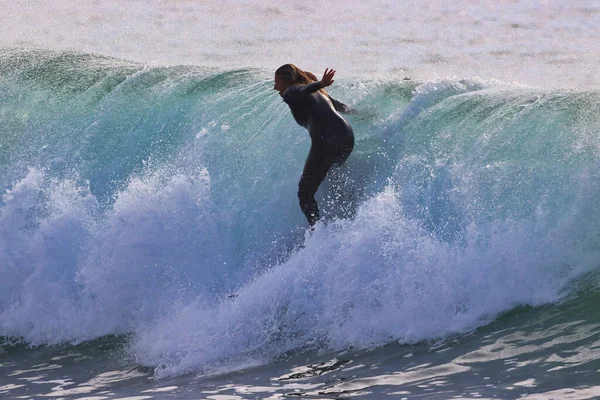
297 68 336 94
285 69 343 104
295 81 323 94
307 69 356 113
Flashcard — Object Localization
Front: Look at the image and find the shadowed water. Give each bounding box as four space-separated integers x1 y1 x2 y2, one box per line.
2 282 600 399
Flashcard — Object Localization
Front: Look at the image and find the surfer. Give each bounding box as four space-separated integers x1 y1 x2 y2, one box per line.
274 64 354 226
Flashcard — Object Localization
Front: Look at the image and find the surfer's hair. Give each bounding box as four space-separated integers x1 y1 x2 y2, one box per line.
275 64 313 85
275 64 328 95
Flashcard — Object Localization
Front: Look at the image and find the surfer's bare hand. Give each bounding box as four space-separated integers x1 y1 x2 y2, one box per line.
321 68 335 87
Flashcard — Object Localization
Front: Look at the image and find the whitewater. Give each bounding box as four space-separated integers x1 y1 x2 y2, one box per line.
2 1 600 399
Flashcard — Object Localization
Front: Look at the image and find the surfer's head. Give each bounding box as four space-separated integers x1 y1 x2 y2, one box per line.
274 64 319 96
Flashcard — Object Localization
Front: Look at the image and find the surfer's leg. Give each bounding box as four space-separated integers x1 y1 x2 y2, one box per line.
298 149 332 226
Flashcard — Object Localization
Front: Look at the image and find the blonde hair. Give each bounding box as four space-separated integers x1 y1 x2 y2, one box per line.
275 64 328 96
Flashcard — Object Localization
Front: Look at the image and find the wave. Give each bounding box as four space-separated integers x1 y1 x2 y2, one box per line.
1 49 600 377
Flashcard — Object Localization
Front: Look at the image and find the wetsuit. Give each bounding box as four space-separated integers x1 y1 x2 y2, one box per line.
282 81 354 226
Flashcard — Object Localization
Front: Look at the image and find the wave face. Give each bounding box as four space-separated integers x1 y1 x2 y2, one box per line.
1 49 600 377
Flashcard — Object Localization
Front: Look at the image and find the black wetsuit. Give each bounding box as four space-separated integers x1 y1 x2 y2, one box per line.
282 82 354 226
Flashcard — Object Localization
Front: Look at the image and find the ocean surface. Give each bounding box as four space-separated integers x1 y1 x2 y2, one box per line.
2 1 600 399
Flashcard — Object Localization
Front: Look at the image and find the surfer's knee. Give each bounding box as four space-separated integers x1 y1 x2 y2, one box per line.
298 175 317 199
297 184 312 207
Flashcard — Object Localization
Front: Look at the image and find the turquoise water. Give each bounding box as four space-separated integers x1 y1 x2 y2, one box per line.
1 49 600 398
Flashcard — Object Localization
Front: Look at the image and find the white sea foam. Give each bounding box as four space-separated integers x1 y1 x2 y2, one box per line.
131 180 594 377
